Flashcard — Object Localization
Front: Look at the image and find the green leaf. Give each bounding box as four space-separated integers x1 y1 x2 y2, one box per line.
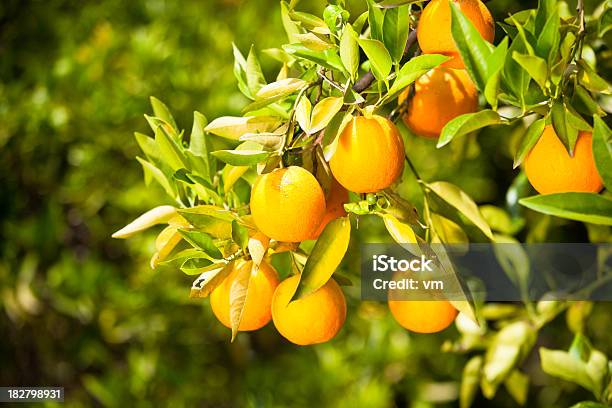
178 229 223 259
427 181 494 240
177 206 235 239
540 348 602 395
551 100 578 154
382 5 410 63
340 25 359 80
593 116 612 191
535 7 560 63
570 402 609 408
322 110 353 161
136 157 175 197
232 43 252 99
578 61 611 95
212 149 269 166
189 111 213 181
232 220 249 253
493 237 530 303
504 370 529 406
484 38 509 108
513 117 546 169
134 132 160 161
150 96 178 132
205 116 281 140
450 1 494 91
295 96 312 132
460 356 483 408
519 193 612 226
294 33 333 51
112 206 176 238
256 77 308 99
280 1 300 42
292 217 351 300
512 52 548 91
358 38 392 82
481 322 536 397
366 0 385 41
382 54 449 104
309 96 344 134
437 110 504 148
381 213 417 244
289 11 329 33
246 46 267 94
282 44 346 72
155 125 188 171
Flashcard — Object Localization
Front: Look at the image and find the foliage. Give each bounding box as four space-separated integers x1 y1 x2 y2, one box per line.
1 0 612 406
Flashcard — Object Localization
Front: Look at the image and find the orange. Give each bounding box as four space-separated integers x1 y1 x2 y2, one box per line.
210 260 280 331
417 0 494 69
272 275 346 345
401 67 478 139
330 115 405 193
524 126 603 194
308 179 348 240
388 300 458 333
250 166 326 242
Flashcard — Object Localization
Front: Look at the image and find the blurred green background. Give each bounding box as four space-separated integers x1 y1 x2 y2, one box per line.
1 0 610 406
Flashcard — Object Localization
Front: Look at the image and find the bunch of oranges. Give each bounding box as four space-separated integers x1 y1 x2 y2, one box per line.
208 113 458 344
402 0 494 139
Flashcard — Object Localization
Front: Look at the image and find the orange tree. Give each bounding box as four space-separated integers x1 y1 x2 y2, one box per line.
113 0 612 406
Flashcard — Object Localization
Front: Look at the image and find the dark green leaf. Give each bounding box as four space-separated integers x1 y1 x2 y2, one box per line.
519 193 612 225
592 116 612 191
450 2 493 91
513 117 546 169
366 0 385 41
382 5 410 63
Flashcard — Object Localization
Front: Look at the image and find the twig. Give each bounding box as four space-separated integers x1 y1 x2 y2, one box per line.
353 30 418 93
318 69 346 93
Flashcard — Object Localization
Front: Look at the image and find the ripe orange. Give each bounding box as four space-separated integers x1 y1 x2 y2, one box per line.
210 260 280 331
388 300 458 333
250 166 326 242
329 115 405 193
524 126 603 194
308 179 348 240
401 67 478 139
272 275 346 345
417 0 494 69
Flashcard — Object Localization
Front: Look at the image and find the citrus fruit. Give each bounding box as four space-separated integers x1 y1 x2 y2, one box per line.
210 260 280 331
524 125 603 194
329 115 405 193
417 0 494 69
250 166 326 242
401 67 478 139
272 275 346 345
388 300 458 333
308 179 348 240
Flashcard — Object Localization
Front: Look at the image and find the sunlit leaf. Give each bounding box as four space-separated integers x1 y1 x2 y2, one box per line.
340 25 359 80
190 262 234 297
112 205 177 238
382 5 410 63
358 38 392 82
150 96 178 132
205 116 281 140
229 260 252 341
309 96 344 134
438 110 504 148
292 217 351 300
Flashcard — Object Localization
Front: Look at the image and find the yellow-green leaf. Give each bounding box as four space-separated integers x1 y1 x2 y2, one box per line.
292 217 351 300
112 205 177 238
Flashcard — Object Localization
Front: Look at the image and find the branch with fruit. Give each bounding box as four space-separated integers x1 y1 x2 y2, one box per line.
112 0 612 406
